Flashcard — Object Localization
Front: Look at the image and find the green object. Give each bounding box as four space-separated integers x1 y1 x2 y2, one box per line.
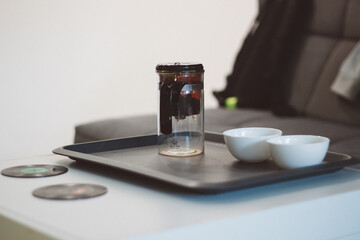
225 97 238 109
20 167 48 174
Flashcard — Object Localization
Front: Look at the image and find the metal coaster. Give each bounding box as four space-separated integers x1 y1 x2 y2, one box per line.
1 165 68 178
32 183 108 200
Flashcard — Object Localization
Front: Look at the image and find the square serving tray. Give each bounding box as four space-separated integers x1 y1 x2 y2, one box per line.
53 132 360 193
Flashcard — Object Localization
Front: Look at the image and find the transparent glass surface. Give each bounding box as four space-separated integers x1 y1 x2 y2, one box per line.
157 70 204 157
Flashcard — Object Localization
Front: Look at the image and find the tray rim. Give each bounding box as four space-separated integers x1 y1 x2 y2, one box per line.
53 132 360 193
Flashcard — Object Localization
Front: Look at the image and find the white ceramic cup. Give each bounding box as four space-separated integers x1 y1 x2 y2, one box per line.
223 127 282 163
266 135 330 169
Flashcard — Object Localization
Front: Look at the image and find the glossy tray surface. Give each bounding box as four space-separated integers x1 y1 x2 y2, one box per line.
53 133 360 193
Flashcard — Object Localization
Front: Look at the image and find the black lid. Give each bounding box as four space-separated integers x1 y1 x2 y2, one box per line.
156 62 204 72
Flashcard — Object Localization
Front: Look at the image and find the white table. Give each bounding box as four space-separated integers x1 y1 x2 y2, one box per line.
1 154 360 240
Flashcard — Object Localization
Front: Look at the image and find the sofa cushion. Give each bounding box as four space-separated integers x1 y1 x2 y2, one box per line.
204 108 272 133
329 135 360 171
75 115 157 143
308 0 347 37
288 0 360 126
305 40 360 125
344 0 360 39
74 108 272 143
235 113 360 143
330 136 360 157
288 35 337 112
74 108 360 158
74 108 360 168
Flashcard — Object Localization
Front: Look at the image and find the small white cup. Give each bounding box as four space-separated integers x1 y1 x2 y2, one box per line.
266 135 330 169
223 127 282 163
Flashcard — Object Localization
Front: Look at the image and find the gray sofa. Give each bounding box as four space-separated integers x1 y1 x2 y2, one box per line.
74 0 360 166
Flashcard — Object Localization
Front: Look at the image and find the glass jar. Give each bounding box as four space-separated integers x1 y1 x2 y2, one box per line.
156 62 204 157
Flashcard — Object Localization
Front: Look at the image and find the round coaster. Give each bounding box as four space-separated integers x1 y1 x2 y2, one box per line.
1 165 68 178
32 183 108 200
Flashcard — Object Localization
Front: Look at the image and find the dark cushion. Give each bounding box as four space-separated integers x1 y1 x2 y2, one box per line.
75 115 157 143
288 0 360 126
288 35 338 112
204 108 272 133
304 40 360 125
344 0 360 39
75 108 360 158
235 113 360 143
308 0 347 37
330 136 360 157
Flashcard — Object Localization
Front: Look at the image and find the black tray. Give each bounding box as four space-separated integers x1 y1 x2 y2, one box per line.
53 133 360 193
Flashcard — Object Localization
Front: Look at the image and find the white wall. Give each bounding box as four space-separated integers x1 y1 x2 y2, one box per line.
0 0 256 160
